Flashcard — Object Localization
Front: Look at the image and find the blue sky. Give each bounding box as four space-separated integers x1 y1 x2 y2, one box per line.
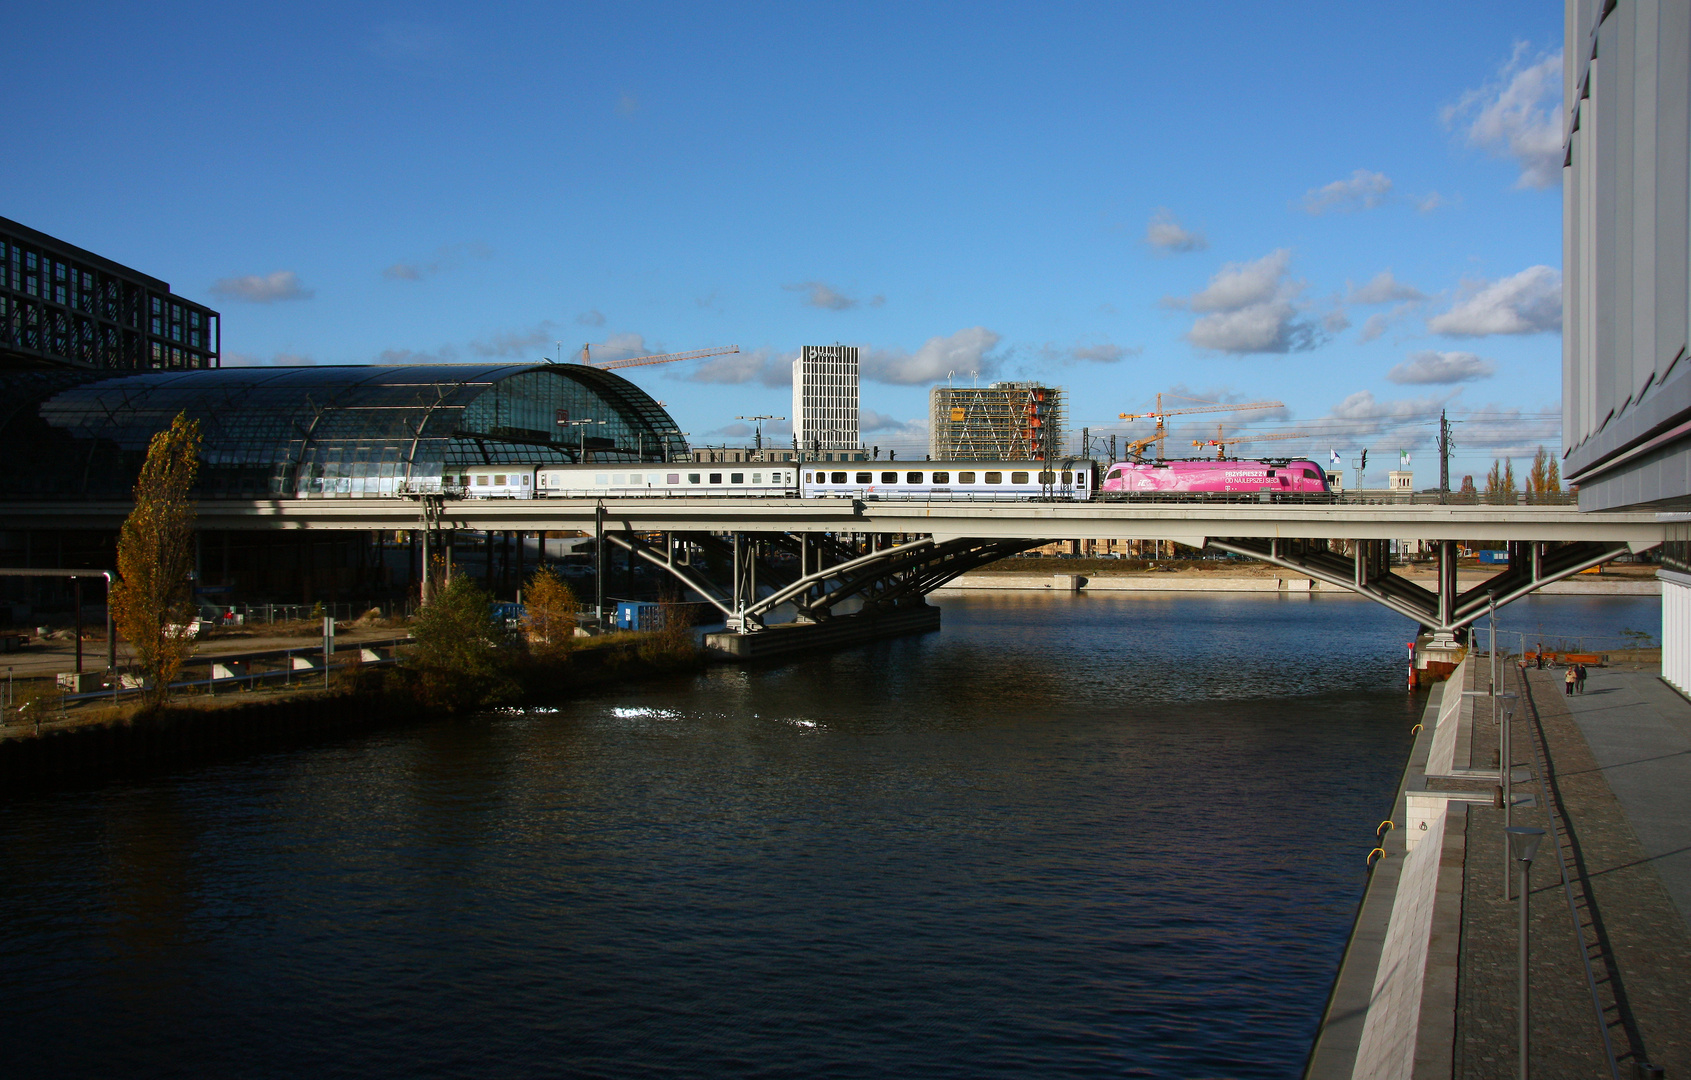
7 2 1566 482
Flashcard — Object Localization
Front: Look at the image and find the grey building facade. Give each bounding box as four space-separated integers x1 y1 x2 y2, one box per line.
1562 0 1691 689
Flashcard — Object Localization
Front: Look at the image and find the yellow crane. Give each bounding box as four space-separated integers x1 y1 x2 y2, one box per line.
1117 393 1285 460
579 343 741 370
1191 430 1310 459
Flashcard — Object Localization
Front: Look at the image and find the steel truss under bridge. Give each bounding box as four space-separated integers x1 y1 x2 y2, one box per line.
597 524 1046 632
1205 537 1644 633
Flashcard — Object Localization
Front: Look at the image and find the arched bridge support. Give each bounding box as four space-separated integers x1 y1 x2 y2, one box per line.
600 527 1046 634
1205 537 1652 633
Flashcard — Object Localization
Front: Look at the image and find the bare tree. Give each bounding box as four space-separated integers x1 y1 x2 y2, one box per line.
110 413 201 704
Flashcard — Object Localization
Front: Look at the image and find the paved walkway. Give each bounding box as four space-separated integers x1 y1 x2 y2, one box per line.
0 626 405 681
1453 665 1691 1078
1561 669 1691 935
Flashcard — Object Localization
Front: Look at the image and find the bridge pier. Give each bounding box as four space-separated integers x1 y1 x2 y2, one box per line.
1207 536 1646 633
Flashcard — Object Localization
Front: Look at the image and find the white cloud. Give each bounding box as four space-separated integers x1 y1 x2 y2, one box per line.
470 323 557 358
1302 170 1393 214
1174 249 1292 312
784 281 882 310
1443 44 1565 189
1348 270 1427 305
1165 250 1322 355
684 347 795 387
1415 191 1453 213
374 321 558 366
1387 350 1497 384
1323 309 1352 335
860 410 926 436
864 327 1002 385
576 309 607 327
1144 208 1208 253
1040 339 1141 365
382 242 492 282
1325 389 1452 442
1428 266 1561 336
1188 302 1320 353
211 270 313 303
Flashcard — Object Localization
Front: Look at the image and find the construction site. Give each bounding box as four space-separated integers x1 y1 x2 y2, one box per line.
928 382 1065 461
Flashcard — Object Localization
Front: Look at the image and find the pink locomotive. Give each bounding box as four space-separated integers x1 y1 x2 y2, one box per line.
1099 458 1331 495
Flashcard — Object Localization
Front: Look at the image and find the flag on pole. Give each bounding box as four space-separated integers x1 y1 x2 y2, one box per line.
1330 449 1341 467
1400 449 1411 467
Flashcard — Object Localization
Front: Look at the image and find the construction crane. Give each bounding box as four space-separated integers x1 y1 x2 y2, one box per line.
1191 430 1310 459
1117 393 1285 460
579 343 741 370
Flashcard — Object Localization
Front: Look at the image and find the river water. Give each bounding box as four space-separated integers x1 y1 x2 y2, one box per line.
0 591 1660 1078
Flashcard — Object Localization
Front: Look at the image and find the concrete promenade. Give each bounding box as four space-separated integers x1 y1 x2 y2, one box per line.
1308 655 1691 1078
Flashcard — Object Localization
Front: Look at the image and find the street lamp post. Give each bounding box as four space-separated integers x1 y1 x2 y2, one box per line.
1506 825 1546 1080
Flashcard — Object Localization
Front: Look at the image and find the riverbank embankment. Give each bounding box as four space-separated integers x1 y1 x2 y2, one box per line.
1307 656 1691 1078
0 636 703 791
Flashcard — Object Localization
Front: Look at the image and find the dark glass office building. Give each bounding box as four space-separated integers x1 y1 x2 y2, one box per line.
0 216 219 372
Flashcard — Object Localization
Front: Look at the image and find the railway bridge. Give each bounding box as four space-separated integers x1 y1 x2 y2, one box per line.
3 497 1664 654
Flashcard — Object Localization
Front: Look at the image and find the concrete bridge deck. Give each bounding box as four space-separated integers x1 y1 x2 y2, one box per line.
0 497 1667 546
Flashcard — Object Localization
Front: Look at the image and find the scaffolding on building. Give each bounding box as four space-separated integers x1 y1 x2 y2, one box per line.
928 382 1065 460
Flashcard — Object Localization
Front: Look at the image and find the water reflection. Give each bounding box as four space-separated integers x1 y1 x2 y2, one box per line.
0 592 1659 1078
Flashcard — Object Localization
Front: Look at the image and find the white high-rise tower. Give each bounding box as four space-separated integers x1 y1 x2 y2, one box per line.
792 345 859 454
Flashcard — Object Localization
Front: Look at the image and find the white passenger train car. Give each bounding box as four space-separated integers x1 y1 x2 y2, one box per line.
534 463 796 497
802 460 1094 500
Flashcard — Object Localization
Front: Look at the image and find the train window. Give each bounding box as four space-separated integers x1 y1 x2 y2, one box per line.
1107 467 1123 478
984 472 1002 484
831 472 847 483
752 473 762 484
805 472 814 483
613 474 626 485
710 473 723 484
1011 472 1029 484
667 473 680 484
931 471 949 483
882 471 898 483
907 472 922 483
475 475 488 486
731 473 744 483
1076 473 1086 485
460 475 471 487
854 472 871 483
1039 471 1056 484
688 473 701 484
958 472 975 483
596 474 609 485
521 475 530 486
494 474 507 486
1266 469 1276 477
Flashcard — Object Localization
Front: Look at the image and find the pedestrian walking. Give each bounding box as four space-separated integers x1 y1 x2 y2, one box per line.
1535 645 1545 670
1565 665 1577 696
1575 662 1588 694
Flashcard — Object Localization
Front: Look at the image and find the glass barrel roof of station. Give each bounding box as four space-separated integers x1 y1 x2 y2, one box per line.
0 363 688 499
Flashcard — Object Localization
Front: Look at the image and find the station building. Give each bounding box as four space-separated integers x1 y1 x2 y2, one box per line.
1 216 219 373
0 362 688 610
